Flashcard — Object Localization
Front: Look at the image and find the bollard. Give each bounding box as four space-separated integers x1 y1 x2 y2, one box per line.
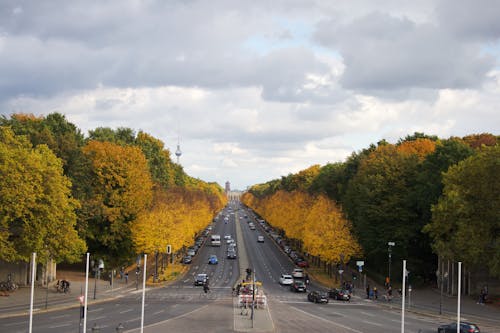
116 323 125 332
91 322 100 332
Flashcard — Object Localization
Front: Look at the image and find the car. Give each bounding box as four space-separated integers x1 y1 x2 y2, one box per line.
187 248 196 256
227 250 237 259
296 259 309 268
290 280 307 292
307 291 329 303
208 255 218 264
292 268 304 278
182 255 192 264
328 288 351 301
437 322 480 333
224 234 232 240
194 273 208 286
257 235 264 243
226 237 234 244
279 274 294 285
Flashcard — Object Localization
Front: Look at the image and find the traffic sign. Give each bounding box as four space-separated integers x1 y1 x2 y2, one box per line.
356 260 364 266
166 244 172 254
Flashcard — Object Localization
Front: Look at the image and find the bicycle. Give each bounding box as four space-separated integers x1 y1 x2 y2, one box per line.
0 274 18 292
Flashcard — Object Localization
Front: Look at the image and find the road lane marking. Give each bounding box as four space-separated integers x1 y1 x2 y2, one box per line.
48 323 72 328
89 307 104 312
50 314 70 319
289 305 364 333
119 308 134 314
2 322 25 327
362 320 382 327
360 311 375 317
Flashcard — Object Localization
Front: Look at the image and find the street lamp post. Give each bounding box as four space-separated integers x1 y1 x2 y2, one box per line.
437 269 448 315
387 242 395 286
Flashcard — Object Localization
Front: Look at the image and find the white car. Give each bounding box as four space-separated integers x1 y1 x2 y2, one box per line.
257 235 264 243
279 274 294 285
292 268 304 279
224 234 231 240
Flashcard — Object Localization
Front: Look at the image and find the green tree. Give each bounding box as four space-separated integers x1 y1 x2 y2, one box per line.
425 145 500 276
0 127 86 263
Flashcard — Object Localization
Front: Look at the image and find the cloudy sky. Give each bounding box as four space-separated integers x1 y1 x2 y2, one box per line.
1 0 499 190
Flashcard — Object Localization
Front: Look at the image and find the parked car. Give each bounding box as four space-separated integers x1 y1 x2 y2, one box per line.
290 280 307 292
328 288 351 301
279 274 294 285
187 248 196 256
296 259 309 268
182 255 192 264
208 255 218 265
292 268 304 279
307 291 329 303
437 322 480 333
194 273 208 286
257 235 265 243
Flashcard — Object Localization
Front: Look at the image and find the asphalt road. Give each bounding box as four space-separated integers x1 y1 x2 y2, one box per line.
1 201 499 333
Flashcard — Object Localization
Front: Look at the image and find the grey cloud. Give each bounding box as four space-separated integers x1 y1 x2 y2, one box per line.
436 0 500 41
0 0 334 105
314 11 494 94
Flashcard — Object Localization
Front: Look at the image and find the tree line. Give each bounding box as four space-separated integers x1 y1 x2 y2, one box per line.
242 133 499 284
0 113 227 268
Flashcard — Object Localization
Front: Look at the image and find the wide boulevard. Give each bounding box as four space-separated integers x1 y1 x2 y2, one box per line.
1 201 499 333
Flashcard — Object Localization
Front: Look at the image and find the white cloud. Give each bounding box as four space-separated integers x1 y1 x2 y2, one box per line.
0 0 498 190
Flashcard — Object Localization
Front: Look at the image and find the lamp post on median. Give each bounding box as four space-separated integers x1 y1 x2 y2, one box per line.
388 242 395 286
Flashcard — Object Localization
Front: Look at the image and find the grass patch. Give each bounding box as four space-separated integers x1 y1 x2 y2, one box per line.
307 267 341 289
146 263 188 286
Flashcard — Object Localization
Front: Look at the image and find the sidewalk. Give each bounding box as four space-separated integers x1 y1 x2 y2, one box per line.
360 286 500 331
0 270 135 319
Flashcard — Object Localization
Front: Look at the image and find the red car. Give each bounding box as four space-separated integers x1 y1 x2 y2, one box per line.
296 260 309 268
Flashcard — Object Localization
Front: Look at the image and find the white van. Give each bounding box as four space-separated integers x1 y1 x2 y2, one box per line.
211 234 221 246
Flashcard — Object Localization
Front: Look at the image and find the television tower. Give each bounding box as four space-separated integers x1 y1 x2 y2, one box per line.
175 137 182 164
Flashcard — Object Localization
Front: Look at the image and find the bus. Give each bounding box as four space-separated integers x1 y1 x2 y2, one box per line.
211 234 221 246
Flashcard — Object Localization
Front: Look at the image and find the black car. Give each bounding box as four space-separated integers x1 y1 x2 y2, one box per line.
307 291 329 303
182 255 192 264
328 288 351 301
290 280 307 292
437 322 480 333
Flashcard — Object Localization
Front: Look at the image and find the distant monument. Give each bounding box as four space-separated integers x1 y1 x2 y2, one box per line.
175 138 182 164
225 181 231 193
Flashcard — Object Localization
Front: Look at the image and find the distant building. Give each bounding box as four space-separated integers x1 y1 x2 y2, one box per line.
225 181 231 193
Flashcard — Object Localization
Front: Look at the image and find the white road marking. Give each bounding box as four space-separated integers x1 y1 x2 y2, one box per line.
50 314 70 319
88 307 104 313
362 320 382 327
48 323 72 328
360 311 375 317
119 308 134 314
289 306 364 333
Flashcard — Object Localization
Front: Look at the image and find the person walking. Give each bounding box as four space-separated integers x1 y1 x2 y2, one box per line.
366 284 370 299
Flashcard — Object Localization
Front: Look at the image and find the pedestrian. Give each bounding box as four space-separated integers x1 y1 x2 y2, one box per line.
125 272 128 284
387 285 393 302
373 286 378 299
478 288 485 305
366 284 370 299
305 274 310 286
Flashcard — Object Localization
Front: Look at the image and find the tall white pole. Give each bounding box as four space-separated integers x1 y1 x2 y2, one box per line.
29 252 36 333
83 253 90 333
457 262 462 333
401 259 406 333
140 254 147 333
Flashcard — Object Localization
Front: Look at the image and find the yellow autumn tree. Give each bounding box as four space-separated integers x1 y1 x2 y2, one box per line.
82 140 153 264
